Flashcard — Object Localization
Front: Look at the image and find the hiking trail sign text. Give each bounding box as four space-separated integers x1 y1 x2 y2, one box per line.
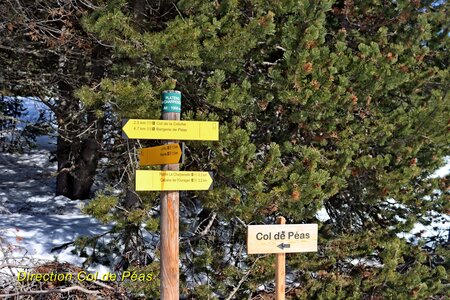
139 143 184 166
136 170 213 191
247 224 318 254
122 119 219 141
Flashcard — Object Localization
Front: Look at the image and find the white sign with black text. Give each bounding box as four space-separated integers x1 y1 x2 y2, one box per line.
247 224 318 254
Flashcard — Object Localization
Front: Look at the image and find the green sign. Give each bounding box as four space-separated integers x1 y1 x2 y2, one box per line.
162 90 181 113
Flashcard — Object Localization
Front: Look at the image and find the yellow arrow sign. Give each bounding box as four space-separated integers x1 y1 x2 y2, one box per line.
139 144 184 166
122 119 219 141
136 170 213 191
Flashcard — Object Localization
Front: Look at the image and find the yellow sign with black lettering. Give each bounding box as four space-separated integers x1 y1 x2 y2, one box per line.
139 144 184 166
136 170 213 191
122 119 219 141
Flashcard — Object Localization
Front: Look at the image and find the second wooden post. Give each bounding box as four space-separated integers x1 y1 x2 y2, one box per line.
275 216 286 300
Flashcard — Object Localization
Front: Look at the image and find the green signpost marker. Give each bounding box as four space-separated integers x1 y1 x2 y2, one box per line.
162 90 181 113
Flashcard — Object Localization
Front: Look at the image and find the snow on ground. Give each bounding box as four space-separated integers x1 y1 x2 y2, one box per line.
0 100 112 276
0 147 112 275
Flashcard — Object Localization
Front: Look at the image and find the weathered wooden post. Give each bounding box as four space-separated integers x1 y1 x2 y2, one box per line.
275 216 286 300
160 90 181 300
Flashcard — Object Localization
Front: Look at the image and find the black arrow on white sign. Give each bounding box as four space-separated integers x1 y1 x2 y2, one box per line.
277 243 291 250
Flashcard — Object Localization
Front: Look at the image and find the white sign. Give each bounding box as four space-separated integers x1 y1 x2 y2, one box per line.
247 224 318 254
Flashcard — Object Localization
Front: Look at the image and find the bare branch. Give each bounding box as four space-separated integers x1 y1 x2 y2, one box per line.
181 212 217 243
0 285 99 297
225 257 262 300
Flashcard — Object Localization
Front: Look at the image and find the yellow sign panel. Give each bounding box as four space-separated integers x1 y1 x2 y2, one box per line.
139 144 184 166
136 170 213 191
122 119 219 141
247 224 318 254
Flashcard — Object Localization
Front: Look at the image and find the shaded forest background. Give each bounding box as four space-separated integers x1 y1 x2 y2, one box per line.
1 0 449 299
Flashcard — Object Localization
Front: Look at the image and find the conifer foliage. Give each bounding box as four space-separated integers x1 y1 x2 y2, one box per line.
74 0 450 297
4 0 448 298
77 0 449 298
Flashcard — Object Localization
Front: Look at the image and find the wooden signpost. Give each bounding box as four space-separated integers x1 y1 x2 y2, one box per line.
122 90 218 300
247 220 318 300
139 143 184 166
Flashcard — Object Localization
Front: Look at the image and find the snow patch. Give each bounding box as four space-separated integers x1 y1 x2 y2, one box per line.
0 147 112 272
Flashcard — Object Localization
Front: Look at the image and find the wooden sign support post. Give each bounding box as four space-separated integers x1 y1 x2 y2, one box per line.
247 220 318 299
160 90 181 300
275 216 286 300
122 90 219 299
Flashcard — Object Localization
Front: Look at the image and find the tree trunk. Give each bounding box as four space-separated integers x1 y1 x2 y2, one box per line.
55 78 78 199
56 133 73 197
72 114 103 199
55 44 106 200
55 109 103 200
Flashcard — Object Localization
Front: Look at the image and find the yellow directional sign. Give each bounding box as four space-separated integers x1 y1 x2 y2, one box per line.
139 144 184 166
122 119 219 141
247 224 318 254
136 170 213 191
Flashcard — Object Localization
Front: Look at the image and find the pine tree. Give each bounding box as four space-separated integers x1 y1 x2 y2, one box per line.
77 0 449 298
0 0 108 199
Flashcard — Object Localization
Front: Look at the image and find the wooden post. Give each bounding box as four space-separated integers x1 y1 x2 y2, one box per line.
275 216 286 300
160 90 181 299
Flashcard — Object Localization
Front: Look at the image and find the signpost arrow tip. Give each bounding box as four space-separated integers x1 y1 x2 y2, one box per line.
208 171 213 190
121 119 130 139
